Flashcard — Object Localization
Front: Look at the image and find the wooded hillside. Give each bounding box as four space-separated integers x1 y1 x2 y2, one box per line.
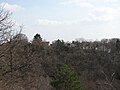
0 6 120 90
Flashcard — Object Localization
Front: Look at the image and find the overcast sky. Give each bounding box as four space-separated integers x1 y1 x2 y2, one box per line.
1 0 120 41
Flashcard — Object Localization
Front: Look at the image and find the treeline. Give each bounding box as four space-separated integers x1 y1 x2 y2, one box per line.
0 7 120 90
0 32 120 90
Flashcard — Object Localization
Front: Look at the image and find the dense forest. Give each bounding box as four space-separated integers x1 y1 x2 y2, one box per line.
0 6 120 90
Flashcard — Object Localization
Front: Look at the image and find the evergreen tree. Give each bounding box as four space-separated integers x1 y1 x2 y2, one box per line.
51 64 85 90
32 33 43 52
33 33 42 41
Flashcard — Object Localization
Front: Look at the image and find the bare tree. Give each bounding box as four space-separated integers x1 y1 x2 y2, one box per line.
0 7 14 42
0 5 15 59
